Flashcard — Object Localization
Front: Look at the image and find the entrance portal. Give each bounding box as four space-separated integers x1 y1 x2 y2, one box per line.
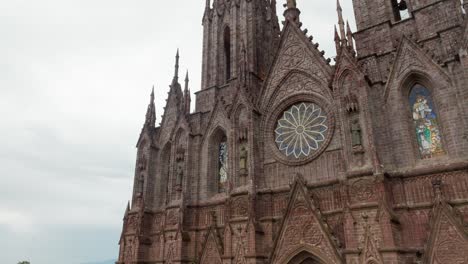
287 251 324 264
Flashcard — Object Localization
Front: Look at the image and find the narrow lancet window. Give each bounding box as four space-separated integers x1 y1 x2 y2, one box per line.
391 0 410 21
409 84 444 159
218 136 228 192
224 26 231 82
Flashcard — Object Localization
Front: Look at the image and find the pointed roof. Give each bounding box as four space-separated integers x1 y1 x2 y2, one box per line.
269 174 343 264
337 0 346 43
422 180 468 263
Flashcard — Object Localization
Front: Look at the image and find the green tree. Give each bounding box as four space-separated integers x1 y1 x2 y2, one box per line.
18 261 30 264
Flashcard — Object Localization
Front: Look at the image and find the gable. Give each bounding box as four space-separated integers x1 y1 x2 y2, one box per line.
200 229 224 264
270 175 342 264
384 37 451 102
260 22 333 110
158 85 184 144
424 202 468 264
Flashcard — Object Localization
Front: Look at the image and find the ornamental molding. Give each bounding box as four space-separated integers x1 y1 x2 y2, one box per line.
422 195 468 264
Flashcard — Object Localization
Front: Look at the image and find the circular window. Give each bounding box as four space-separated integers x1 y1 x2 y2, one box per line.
275 102 329 159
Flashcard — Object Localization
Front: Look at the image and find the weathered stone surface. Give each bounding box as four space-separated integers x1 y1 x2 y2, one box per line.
117 0 468 263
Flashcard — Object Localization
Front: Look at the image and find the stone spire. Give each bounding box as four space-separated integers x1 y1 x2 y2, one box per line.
283 0 301 24
346 20 354 51
337 0 346 46
172 49 180 85
184 71 191 115
334 25 341 53
144 86 156 128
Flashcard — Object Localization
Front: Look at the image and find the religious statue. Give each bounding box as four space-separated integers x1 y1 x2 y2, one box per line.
351 119 362 147
176 161 184 187
286 0 297 9
239 144 248 174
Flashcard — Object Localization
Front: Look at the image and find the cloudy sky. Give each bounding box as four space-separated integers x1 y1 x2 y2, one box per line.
0 0 355 263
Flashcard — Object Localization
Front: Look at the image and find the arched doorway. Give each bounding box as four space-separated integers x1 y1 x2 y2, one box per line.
287 251 324 264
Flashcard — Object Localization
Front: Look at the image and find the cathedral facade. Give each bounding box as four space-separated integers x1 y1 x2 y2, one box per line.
117 0 468 263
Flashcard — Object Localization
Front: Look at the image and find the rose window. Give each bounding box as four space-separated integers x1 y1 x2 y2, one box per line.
275 102 329 159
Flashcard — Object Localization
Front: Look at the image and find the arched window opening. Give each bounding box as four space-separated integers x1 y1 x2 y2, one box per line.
224 26 231 82
409 84 444 159
391 0 410 21
218 136 228 193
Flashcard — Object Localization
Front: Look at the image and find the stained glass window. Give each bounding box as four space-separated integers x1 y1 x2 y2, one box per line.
275 102 329 159
218 137 228 192
409 84 444 159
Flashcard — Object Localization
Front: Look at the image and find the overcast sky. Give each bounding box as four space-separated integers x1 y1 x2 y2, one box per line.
0 0 355 263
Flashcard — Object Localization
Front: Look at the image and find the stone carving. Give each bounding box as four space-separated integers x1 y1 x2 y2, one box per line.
239 144 248 175
434 216 468 263
280 44 305 70
166 210 178 226
351 118 362 147
200 231 223 264
270 180 342 264
231 196 249 217
351 179 375 202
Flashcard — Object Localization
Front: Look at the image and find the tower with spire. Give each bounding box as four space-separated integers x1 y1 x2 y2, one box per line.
118 0 468 263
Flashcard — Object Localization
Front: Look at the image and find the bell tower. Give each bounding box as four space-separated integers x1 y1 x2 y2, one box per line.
200 0 280 90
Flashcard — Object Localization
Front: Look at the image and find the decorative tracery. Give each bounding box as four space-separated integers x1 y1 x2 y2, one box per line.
275 102 329 159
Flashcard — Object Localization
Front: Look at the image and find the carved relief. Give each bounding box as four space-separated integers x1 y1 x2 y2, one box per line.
350 179 375 203
166 209 179 227
231 196 249 218
270 178 342 264
433 214 468 264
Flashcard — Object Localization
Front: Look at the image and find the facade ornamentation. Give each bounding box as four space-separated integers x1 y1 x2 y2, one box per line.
117 0 468 263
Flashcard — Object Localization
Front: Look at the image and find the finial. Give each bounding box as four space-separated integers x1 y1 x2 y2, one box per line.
184 70 189 91
151 85 155 100
174 49 180 81
205 0 210 10
283 0 300 23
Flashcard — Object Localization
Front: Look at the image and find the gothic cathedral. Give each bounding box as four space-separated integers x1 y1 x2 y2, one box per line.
117 0 468 263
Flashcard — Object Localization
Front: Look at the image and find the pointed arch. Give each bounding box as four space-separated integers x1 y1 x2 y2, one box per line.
208 127 229 194
287 250 326 264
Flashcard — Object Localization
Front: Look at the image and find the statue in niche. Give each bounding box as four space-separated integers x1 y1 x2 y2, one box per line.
239 144 248 175
351 118 363 147
175 160 184 190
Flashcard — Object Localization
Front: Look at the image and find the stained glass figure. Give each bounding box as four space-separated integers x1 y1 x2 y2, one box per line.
218 138 228 192
275 102 328 159
409 84 444 159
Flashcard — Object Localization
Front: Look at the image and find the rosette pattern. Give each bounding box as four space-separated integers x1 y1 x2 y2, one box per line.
275 102 328 159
